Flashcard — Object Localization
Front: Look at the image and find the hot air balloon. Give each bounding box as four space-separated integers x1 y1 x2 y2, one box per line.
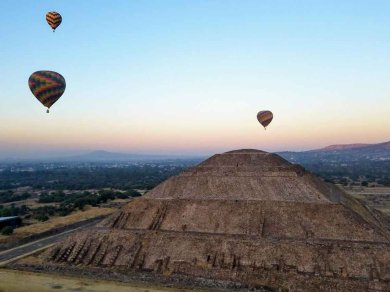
257 110 273 129
28 71 66 113
46 11 62 31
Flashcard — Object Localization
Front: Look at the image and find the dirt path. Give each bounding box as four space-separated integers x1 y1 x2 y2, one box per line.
0 269 192 292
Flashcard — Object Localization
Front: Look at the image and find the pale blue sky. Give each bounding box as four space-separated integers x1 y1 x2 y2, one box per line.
0 1 389 157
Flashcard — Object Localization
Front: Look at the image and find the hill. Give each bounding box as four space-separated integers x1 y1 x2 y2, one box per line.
0 150 205 163
59 150 167 162
278 141 390 186
279 141 390 162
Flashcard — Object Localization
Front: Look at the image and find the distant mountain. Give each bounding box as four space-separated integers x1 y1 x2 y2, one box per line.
51 150 204 162
277 141 390 186
0 150 204 163
66 150 157 161
320 141 390 152
321 143 371 151
278 141 390 163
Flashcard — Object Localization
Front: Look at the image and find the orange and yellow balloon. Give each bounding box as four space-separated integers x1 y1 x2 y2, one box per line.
28 71 66 113
46 11 62 31
257 110 273 129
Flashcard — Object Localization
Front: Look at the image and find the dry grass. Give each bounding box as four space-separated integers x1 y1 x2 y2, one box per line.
343 186 390 195
344 186 390 221
0 269 194 292
2 198 57 208
0 207 115 244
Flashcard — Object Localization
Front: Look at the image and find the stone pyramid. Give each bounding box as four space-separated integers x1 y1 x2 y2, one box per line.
41 150 390 291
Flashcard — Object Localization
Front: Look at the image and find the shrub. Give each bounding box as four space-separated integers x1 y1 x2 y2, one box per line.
116 192 129 199
35 214 49 222
128 190 142 197
1 226 14 235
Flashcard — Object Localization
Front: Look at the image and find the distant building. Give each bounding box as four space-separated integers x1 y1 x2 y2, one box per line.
0 216 22 229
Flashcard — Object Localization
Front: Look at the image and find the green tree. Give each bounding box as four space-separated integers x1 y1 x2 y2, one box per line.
35 214 49 222
1 226 14 235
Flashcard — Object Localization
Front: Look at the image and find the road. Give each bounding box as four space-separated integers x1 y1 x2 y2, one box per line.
0 218 101 266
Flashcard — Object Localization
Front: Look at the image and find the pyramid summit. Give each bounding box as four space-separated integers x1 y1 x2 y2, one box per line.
146 149 335 203
28 150 390 291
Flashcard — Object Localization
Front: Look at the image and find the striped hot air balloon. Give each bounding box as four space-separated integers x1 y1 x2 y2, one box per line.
257 110 273 129
28 71 66 113
46 11 62 31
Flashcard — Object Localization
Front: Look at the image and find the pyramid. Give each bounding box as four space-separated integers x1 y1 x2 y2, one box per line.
40 150 390 291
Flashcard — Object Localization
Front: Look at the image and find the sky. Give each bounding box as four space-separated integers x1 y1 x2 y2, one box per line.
0 0 389 158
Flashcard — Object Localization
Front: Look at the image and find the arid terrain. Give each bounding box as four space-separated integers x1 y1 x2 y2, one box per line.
345 186 390 217
8 150 390 291
0 269 209 292
1 150 390 291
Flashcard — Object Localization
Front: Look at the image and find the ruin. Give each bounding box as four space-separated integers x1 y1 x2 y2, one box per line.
38 150 390 290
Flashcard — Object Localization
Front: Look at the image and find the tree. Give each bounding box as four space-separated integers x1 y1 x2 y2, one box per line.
1 226 14 235
35 214 49 222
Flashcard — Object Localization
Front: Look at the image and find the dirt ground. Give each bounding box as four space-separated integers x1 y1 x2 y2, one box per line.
0 269 195 292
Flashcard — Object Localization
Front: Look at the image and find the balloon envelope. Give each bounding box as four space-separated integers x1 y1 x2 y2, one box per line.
257 110 273 129
46 11 62 31
28 71 66 111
